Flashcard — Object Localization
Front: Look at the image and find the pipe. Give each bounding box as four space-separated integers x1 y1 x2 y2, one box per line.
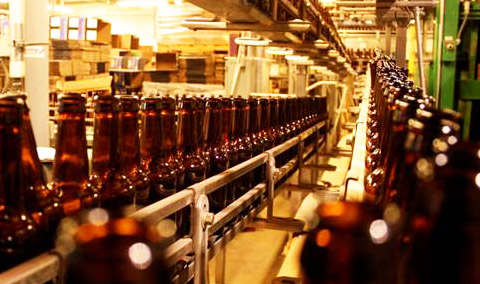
415 7 427 94
435 0 445 106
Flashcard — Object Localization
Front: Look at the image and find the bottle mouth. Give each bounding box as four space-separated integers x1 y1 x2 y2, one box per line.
93 95 115 113
58 93 87 113
115 95 140 112
0 97 23 125
140 97 161 112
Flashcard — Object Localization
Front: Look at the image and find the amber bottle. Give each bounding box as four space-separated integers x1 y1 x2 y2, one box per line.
144 96 184 202
259 98 274 151
52 93 100 216
269 97 281 145
59 208 169 284
221 97 237 205
0 98 41 271
176 96 206 236
301 202 398 284
3 95 62 238
248 97 265 186
114 95 150 207
90 95 135 209
406 142 480 284
204 97 229 213
233 97 253 197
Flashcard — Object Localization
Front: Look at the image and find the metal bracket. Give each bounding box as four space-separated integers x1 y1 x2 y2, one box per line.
192 194 214 284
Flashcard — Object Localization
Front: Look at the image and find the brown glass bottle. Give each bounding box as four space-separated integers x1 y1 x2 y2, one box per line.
406 142 480 284
0 98 41 271
114 95 150 207
204 97 229 213
269 97 281 145
176 96 206 237
145 96 184 202
233 97 253 197
177 96 206 188
221 97 237 205
301 202 398 284
3 95 63 239
52 94 100 216
259 98 274 151
59 208 169 284
90 95 135 209
248 97 265 186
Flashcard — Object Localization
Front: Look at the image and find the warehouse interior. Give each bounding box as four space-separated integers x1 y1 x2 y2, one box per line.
0 0 479 283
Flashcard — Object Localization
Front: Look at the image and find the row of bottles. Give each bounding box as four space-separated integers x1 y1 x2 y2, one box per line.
301 56 480 283
0 92 327 272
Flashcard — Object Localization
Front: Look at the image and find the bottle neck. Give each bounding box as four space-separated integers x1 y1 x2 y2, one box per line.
54 112 89 183
222 104 233 143
270 101 278 127
234 104 249 137
0 105 25 209
177 109 198 154
160 109 176 158
249 103 260 134
116 111 141 172
206 107 223 145
140 110 162 162
278 100 286 126
22 109 48 188
260 103 270 131
92 112 115 177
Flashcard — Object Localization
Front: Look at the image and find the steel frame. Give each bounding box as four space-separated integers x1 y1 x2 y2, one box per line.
0 121 327 284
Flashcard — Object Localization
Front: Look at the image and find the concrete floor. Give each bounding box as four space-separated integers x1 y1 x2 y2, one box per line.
208 135 353 284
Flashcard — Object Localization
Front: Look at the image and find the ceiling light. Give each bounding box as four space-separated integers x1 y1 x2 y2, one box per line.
181 21 226 30
315 39 329 49
47 4 74 14
287 20 311 32
117 0 167 7
328 50 339 58
234 37 271 46
266 48 294 55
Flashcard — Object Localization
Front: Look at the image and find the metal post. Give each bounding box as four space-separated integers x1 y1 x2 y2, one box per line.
25 0 50 146
415 7 427 93
395 26 408 68
385 25 392 55
192 194 213 284
266 152 276 219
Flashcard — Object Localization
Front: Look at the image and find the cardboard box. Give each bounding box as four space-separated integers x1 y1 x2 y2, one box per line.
96 20 111 44
155 53 178 71
111 35 122 48
50 61 73 76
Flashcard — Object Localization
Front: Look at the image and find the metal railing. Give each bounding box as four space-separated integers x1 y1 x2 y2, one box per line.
0 121 327 284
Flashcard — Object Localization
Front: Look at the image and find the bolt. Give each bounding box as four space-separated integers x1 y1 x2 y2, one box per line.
204 213 214 226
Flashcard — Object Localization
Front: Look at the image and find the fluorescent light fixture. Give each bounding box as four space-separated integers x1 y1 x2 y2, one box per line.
181 20 226 30
315 39 329 49
365 20 373 25
117 0 167 7
47 4 74 14
234 37 270 46
285 55 309 61
337 56 346 63
266 48 294 55
174 0 183 5
328 50 339 58
287 20 311 32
